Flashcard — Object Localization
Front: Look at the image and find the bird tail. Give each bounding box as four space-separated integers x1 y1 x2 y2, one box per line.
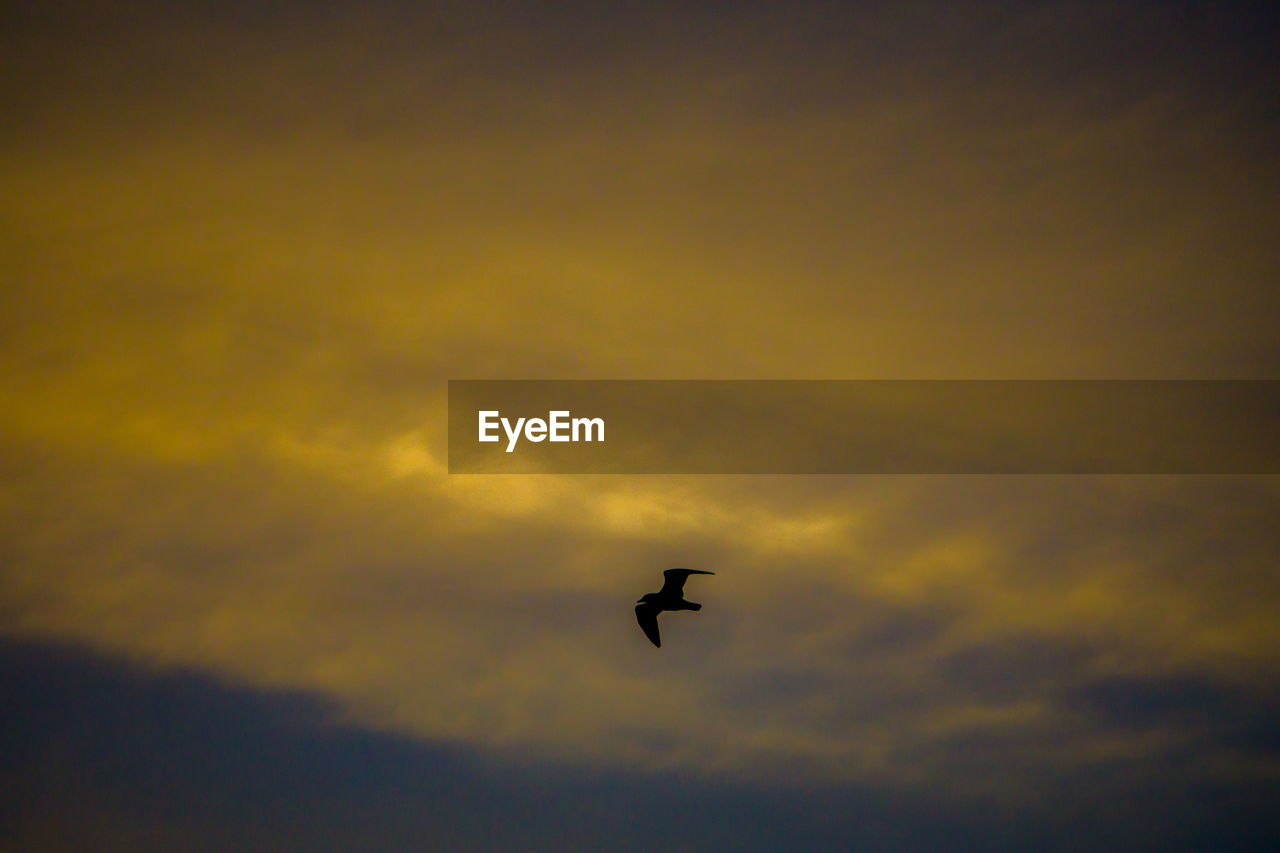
688 602 702 611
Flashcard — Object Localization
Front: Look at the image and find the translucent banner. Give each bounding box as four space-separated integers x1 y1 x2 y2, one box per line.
448 380 1280 474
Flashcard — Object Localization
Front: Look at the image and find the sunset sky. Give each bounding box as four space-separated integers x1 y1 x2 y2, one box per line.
3 1 1278 849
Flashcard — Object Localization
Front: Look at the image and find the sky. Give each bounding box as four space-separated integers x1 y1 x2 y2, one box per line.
2 0 1279 849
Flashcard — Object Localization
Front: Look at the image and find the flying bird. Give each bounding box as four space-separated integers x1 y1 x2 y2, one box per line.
635 568 715 647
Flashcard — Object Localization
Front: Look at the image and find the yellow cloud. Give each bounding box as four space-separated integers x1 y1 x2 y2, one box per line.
3 5 1278 796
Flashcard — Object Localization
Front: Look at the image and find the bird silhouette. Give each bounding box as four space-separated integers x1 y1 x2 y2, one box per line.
635 568 715 647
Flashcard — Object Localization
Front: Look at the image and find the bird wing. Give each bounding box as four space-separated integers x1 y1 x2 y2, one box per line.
635 602 662 647
660 568 715 595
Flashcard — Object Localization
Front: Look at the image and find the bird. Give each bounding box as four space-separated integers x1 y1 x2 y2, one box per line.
635 568 715 648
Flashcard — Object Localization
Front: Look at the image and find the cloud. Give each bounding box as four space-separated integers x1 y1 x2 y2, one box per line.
5 410 1278 791
2 0 1278 826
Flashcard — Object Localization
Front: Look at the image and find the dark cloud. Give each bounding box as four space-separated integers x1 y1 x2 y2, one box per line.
1062 674 1280 754
6 637 1278 851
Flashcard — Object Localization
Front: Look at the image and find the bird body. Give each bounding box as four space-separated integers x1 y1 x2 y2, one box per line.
635 568 714 647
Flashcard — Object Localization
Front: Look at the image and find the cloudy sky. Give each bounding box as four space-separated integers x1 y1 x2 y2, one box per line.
3 0 1278 849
